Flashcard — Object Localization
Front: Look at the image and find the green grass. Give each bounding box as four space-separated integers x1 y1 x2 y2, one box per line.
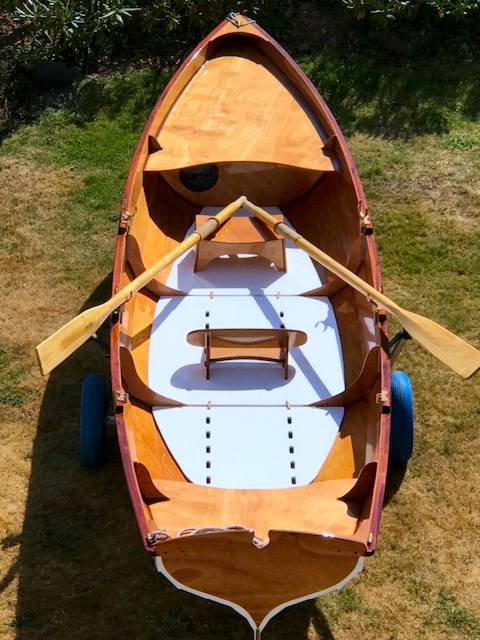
0 344 30 407
0 49 479 640
1 69 172 287
300 51 480 139
437 591 480 633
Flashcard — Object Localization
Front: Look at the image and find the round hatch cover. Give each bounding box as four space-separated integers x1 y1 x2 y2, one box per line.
180 164 219 192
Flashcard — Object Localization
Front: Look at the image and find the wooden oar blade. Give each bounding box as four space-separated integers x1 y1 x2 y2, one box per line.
244 198 480 379
397 308 480 379
36 302 110 376
36 197 246 376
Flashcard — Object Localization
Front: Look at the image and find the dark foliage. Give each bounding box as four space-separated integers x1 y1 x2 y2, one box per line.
1 0 479 140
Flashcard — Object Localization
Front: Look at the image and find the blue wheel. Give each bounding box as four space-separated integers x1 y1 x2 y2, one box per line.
389 371 414 464
80 374 107 468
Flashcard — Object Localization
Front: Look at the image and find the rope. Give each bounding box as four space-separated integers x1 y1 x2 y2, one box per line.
176 525 268 548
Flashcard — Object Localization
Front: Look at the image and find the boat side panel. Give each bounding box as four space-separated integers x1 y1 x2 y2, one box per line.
127 173 199 289
253 20 391 549
314 384 381 482
111 18 233 551
124 402 186 481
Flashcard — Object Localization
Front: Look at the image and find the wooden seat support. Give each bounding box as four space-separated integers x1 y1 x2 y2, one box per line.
126 235 187 298
119 335 183 407
194 214 287 272
301 233 366 297
187 328 307 380
311 346 380 407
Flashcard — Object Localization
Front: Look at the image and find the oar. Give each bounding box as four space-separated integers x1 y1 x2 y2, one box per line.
243 198 480 379
36 196 246 375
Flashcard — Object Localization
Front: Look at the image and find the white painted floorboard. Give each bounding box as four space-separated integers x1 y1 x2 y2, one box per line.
149 295 344 405
149 209 345 489
152 405 344 489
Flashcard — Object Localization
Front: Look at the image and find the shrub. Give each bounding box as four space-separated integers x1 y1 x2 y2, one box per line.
13 0 140 65
342 0 480 23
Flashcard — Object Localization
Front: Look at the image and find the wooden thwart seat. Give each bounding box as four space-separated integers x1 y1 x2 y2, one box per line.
142 50 337 174
187 328 307 380
134 461 377 541
194 214 286 272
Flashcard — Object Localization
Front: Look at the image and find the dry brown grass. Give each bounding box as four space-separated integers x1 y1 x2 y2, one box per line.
0 104 479 640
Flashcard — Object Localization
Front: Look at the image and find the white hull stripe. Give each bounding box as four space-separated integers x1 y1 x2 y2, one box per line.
155 555 365 635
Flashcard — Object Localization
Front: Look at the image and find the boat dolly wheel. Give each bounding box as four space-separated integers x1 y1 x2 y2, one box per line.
389 370 414 464
80 373 109 468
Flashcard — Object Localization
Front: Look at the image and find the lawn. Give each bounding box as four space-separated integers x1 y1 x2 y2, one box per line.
0 45 479 640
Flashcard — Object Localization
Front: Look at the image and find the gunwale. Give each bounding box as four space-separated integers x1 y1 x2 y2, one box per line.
109 12 391 623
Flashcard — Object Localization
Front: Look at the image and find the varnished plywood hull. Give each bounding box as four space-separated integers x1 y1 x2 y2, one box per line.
110 11 390 637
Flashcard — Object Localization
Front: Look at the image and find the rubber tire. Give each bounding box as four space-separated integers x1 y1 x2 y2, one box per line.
389 371 414 464
80 374 107 468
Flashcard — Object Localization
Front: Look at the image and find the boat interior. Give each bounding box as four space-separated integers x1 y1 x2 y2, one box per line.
115 27 384 547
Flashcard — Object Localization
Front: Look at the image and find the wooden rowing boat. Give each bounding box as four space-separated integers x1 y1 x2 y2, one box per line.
110 14 389 636
34 12 480 639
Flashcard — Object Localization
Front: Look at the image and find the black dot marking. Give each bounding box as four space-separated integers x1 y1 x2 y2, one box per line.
289 446 294 454
206 461 211 469
291 477 296 485
205 311 210 317
280 311 284 318
287 417 292 424
205 323 210 329
206 446 211 453
206 431 211 438
288 431 293 439
280 323 285 328
290 461 295 469
206 476 211 484
206 417 210 424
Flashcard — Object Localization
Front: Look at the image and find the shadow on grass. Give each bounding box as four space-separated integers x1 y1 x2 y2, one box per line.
264 601 335 639
384 461 408 506
301 52 480 139
11 274 331 639
69 50 480 142
70 67 172 131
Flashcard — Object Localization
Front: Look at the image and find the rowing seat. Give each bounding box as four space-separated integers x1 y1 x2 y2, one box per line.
187 328 308 380
194 214 286 272
134 461 377 541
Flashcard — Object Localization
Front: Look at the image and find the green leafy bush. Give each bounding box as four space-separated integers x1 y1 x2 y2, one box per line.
13 0 140 63
342 0 480 22
136 1 264 38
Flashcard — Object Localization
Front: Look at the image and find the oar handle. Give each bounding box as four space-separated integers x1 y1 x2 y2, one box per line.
243 198 396 313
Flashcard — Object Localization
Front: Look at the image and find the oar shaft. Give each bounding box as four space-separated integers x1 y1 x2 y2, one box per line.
244 198 479 379
243 199 396 312
36 196 246 375
110 196 246 308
